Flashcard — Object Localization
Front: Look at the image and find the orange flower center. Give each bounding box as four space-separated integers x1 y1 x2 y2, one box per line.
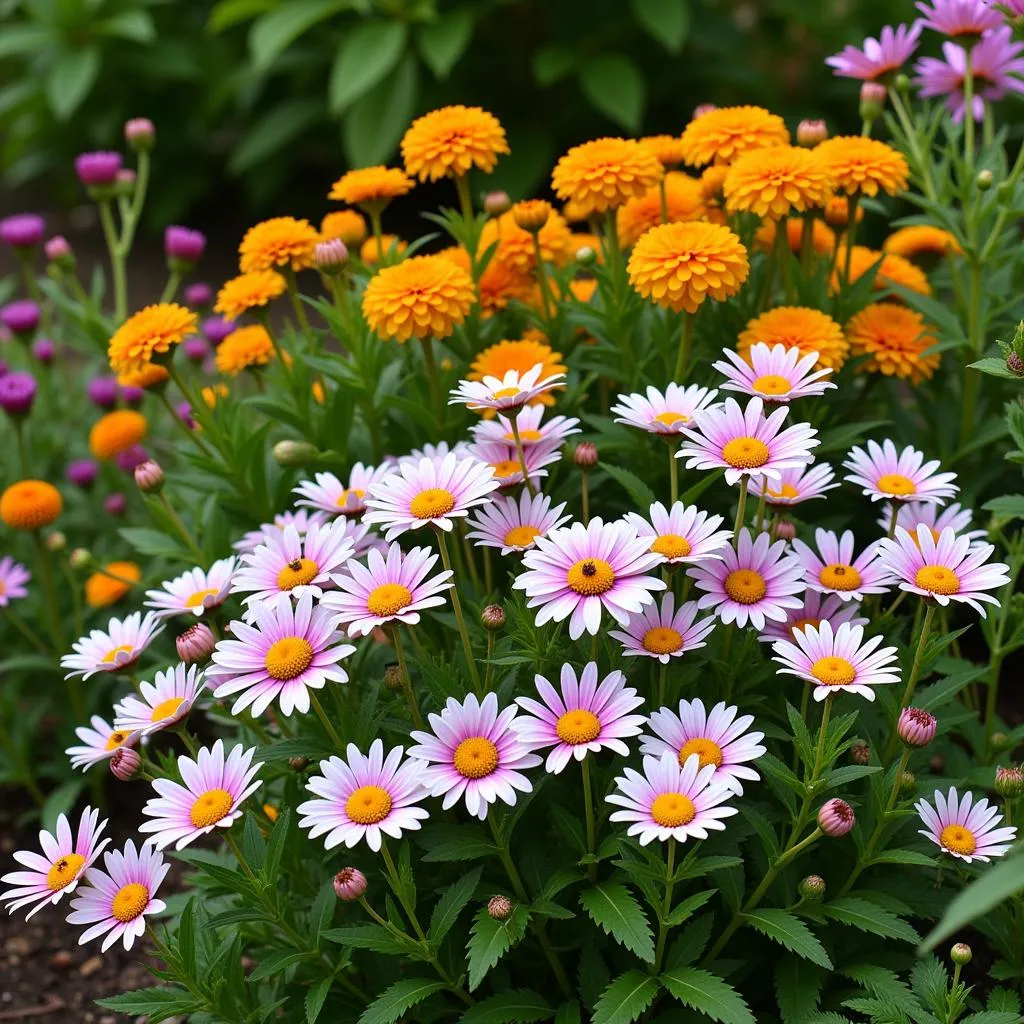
102 644 135 664
410 487 456 519
766 483 800 500
651 533 692 559
491 459 522 479
186 588 218 609
643 626 684 655
345 785 393 825
722 437 770 469
151 697 185 722
503 428 543 443
876 473 916 496
366 583 413 617
723 569 767 604
940 824 976 856
104 730 130 751
654 410 689 427
650 792 696 828
751 374 791 396
555 709 602 744
453 737 499 779
46 853 86 892
190 788 234 828
276 557 319 590
335 487 366 510
789 616 822 637
915 566 960 596
819 564 862 591
678 737 723 768
567 558 615 596
811 656 856 687
492 386 521 400
264 636 314 680
111 882 149 922
504 525 541 548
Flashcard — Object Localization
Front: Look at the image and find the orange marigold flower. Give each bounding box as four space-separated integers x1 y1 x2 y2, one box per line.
739 306 849 371
360 235 407 265
627 221 749 314
401 105 509 181
436 247 533 317
470 338 567 408
616 172 706 248
214 270 287 320
239 217 320 273
814 136 908 197
562 199 590 224
847 302 940 384
552 138 663 218
833 246 932 297
321 209 368 246
680 105 790 167
883 225 963 261
107 303 197 377
89 410 148 460
362 254 475 342
723 145 834 219
85 561 140 609
699 165 729 204
641 134 687 168
328 166 414 207
116 364 169 390
216 325 276 376
755 218 836 255
822 196 864 228
512 199 552 234
1 480 62 530
569 278 598 304
479 209 573 274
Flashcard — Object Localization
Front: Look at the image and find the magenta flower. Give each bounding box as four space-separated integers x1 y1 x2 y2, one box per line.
791 528 893 602
164 226 206 265
0 372 37 417
916 0 1003 37
87 376 119 409
75 151 123 187
184 282 213 307
916 787 1017 862
0 213 45 249
1 299 40 335
0 556 30 607
826 23 922 81
203 316 235 345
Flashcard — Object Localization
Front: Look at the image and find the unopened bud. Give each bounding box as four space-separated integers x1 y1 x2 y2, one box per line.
797 119 828 147
1007 351 1024 376
859 82 887 121
894 73 911 94
950 942 972 965
124 118 155 152
512 200 551 234
487 895 513 921
482 604 505 631
46 531 67 553
898 707 937 747
483 191 511 216
104 493 127 517
176 623 216 664
851 743 870 766
109 746 142 781
774 520 796 541
44 235 75 271
575 245 596 265
977 169 994 191
898 770 916 793
288 756 310 772
273 439 320 467
798 875 826 900
818 798 855 837
574 441 598 468
991 731 1010 751
692 103 717 120
995 765 1024 799
315 238 349 274
69 548 92 571
383 663 403 692
134 459 165 494
824 197 851 228
333 867 367 901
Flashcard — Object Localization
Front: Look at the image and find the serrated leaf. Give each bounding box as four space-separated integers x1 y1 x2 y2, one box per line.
822 896 919 943
306 976 333 1023
96 987 203 1017
599 461 656 509
460 990 554 1023
775 957 824 1023
666 889 716 926
419 823 496 862
661 967 755 1024
579 883 655 963
825 765 881 788
868 849 936 868
322 924 410 955
248 949 310 982
555 1001 582 1024
630 0 689 51
466 905 530 991
744 909 832 969
357 978 446 1024
666 914 713 968
988 989 1022 1014
960 1014 1023 1024
592 970 660 1024
329 21 407 113
428 865 481 943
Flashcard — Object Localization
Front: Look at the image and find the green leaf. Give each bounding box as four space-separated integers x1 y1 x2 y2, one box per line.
357 978 446 1024
774 957 824 1023
466 905 530 991
666 914 713 968
0 25 49 60
631 0 689 52
599 462 656 510
533 46 578 85
208 0 276 33
229 99 323 174
417 9 473 79
824 765 880 789
46 47 99 120
250 0 349 71
868 849 936 868
962 1014 1024 1024
661 967 755 1024
579 883 655 963
556 1001 582 1024
419 823 495 862
578 55 645 133
248 949 311 982
969 357 1024 380
306 977 333 1023
329 21 407 114
428 865 482 943
592 970 660 1024
988 989 1022 1014
342 55 417 167
322 924 410 955
666 889 716 926
460 990 554 1023
97 10 156 42
744 909 833 969
983 494 1024 522
823 896 919 944
97 988 202 1017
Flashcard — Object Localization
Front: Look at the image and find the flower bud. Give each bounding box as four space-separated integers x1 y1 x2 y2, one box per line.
204 316 235 346
44 235 75 272
288 756 310 772
692 103 718 120
273 439 320 467
69 548 92 571
109 746 142 781
120 385 145 408
75 151 123 194
774 520 796 541
798 875 826 900
185 282 213 308
1007 351 1024 377
818 798 855 837
1 299 40 339
823 197 851 229
133 459 165 494
482 604 506 631
0 213 45 250
898 707 937 747
184 337 209 364
976 168 994 191
991 731 1010 751
995 765 1024 799
575 245 596 265
0 372 37 418
333 867 367 901
116 444 150 475
574 441 598 468
487 895 513 921
859 82 887 121
176 623 216 664
894 73 911 94
898 770 916 793
165 226 206 272
32 337 56 364
950 942 972 966
46 531 67 553
87 376 118 410
315 238 349 274
797 119 828 147
124 117 155 151
383 663 403 692
851 742 870 766
512 200 551 234
104 493 127 517
483 191 511 216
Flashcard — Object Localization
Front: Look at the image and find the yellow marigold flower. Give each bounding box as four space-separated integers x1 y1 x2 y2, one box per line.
699 165 729 204
328 166 414 208
116 365 169 390
214 270 287 320
569 278 598 304
401 105 509 181
435 246 531 317
823 196 864 228
847 302 940 384
641 134 687 168
627 221 749 314
552 138 663 218
89 410 148 460
85 561 140 609
470 338 567 409
479 209 573 274
562 199 590 224
107 303 197 377
360 235 407 265
216 325 276 376
1 480 62 530
680 105 790 167
723 145 833 219
755 218 836 255
814 136 908 197
739 306 849 371
883 225 963 261
616 172 705 248
362 254 475 342
321 210 367 247
833 246 932 297
202 383 230 408
239 217 320 273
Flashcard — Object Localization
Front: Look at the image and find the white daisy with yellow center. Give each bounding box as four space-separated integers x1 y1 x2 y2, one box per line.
114 662 207 736
144 557 237 619
60 611 165 681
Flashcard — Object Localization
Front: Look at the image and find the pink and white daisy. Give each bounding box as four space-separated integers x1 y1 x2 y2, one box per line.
363 453 499 541
713 344 836 402
513 662 645 774
293 463 391 519
1 807 109 919
0 555 30 606
449 364 565 412
916 787 1017 863
408 692 541 820
65 715 140 771
114 662 207 736
826 22 922 81
138 740 262 851
622 501 732 566
396 441 470 468
607 752 738 845
611 383 719 436
689 528 805 630
298 740 430 851
467 438 562 490
844 439 958 505
144 557 236 619
609 593 717 663
639 699 766 794
791 529 892 602
465 491 571 554
470 405 580 449
916 0 1002 38
771 620 901 702
757 590 869 643
513 518 665 639
208 594 355 717
677 396 819 486
66 841 168 952
749 462 839 507
60 611 164 681
233 508 328 555
877 525 1010 615
321 542 452 637
878 501 986 546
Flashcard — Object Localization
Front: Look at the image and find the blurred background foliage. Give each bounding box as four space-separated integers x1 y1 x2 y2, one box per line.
0 0 917 226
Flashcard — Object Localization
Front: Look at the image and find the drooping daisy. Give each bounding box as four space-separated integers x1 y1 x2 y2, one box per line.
690 528 805 630
321 542 452 637
748 463 839 506
66 841 169 952
363 453 499 541
607 752 738 845
114 662 207 736
298 740 430 851
144 557 236 619
609 593 717 663
916 787 1017 863
791 529 892 602
208 594 355 717
470 405 581 449
449 364 565 413
513 662 646 774
1 807 109 919
465 491 571 554
513 518 666 639
826 22 922 81
844 440 958 505
611 383 719 436
757 590 869 643
408 693 541 820
293 464 391 519
0 556 30 606
713 343 836 402
61 611 165 680
467 438 563 490
622 501 732 566
771 620 901 702
878 501 986 547
640 699 766 794
65 715 140 771
139 740 262 851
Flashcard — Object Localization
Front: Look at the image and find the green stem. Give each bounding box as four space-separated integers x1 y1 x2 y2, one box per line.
392 627 424 729
159 270 181 304
310 691 344 750
581 470 590 526
98 200 127 323
13 420 29 477
370 209 385 264
582 756 597 881
380 843 428 943
455 174 474 224
509 413 537 497
963 47 975 182
888 88 938 202
531 234 556 329
653 837 676 972
668 441 679 505
285 268 311 334
657 662 667 707
436 530 483 693
733 476 749 543
33 532 66 654
420 336 444 431
2 606 49 656
883 603 935 762
157 493 205 563
843 193 860 285
673 313 694 381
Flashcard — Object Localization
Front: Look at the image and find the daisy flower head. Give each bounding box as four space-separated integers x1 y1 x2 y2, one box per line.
114 662 207 736
449 363 565 413
844 440 958 505
469 339 567 410
916 0 1002 38
232 509 328 555
293 463 391 519
679 105 790 167
467 438 562 491
826 22 923 81
772 620 901 702
611 383 719 436
470 405 581 449
208 594 355 717
66 841 168 952
1 807 109 919
722 145 834 219
395 441 472 470
916 787 1017 863
609 593 717 663
66 716 140 771
713 343 836 402
513 662 645 774
144 557 236 620
758 590 869 643
738 306 849 372
298 740 430 851
607 752 739 845
792 529 893 602
551 137 663 218
408 692 541 820
623 501 732 566
690 528 806 630
61 611 164 680
640 699 766 794
879 502 986 547
749 462 839 507
513 518 666 639
401 105 509 182
465 491 571 554
0 556 30 606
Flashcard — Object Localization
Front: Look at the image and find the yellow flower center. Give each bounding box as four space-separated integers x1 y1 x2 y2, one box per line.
651 534 692 559
650 792 697 828
276 557 319 590
643 626 684 655
409 487 457 519
819 564 862 591
723 569 767 604
504 428 543 442
567 558 616 596
46 853 86 892
150 696 185 722
751 374 792 396
104 730 130 751
940 824 976 856
491 459 522 479
335 487 366 509
788 616 821 637
190 788 235 828
366 583 413 617
111 882 149 922
766 483 800 500
186 588 219 608
264 636 314 680
345 784 393 825
678 737 724 769
914 565 960 596
654 410 689 427
102 644 135 664
555 709 602 744
909 526 942 551
492 386 520 399
453 737 499 779
504 525 541 548
722 437 770 469
810 656 856 687
876 473 916 496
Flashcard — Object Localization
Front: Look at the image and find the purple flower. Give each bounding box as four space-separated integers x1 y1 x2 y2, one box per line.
124 118 155 149
32 338 56 364
120 385 145 407
177 401 195 428
44 236 74 267
105 493 128 516
916 0 1003 37
75 151 123 187
87 376 119 410
0 300 40 336
0 372 37 416
164 226 206 265
115 444 149 474
826 23 922 81
183 337 209 363
184 282 213 307
66 459 99 490
0 213 45 249
203 316 235 345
